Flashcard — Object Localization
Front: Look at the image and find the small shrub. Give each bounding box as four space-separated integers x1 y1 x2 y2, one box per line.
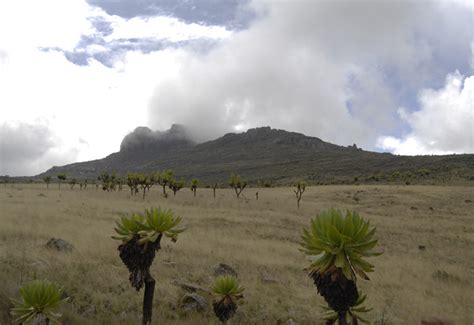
10 279 69 324
211 275 244 323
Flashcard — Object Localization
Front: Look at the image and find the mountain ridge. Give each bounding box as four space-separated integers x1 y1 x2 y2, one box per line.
38 126 474 185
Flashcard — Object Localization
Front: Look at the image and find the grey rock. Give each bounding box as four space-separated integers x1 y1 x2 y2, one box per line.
46 238 74 252
180 293 207 312
213 263 238 277
261 273 278 284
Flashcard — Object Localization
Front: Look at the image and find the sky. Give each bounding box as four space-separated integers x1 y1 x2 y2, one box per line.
0 0 473 176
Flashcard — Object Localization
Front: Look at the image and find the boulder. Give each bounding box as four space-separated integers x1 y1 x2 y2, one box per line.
213 263 238 277
46 238 74 252
180 293 207 312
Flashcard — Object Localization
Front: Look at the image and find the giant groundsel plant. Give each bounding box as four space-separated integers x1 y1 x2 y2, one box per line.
301 209 382 325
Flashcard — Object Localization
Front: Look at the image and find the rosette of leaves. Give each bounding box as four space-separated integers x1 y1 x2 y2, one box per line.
10 279 69 324
300 209 381 324
112 207 185 325
322 291 372 325
211 276 244 324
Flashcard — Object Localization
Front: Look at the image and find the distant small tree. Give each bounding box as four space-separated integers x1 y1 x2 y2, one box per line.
43 176 51 189
190 178 199 197
229 174 247 198
127 173 140 196
139 174 154 199
156 170 173 196
256 192 259 200
169 178 184 196
57 174 66 189
213 183 218 198
98 172 118 191
69 178 77 190
294 181 306 208
117 177 123 191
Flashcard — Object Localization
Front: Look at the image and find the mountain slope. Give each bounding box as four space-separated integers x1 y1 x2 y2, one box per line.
39 126 474 185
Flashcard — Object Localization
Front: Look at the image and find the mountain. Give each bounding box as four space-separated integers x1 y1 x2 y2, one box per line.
39 125 474 185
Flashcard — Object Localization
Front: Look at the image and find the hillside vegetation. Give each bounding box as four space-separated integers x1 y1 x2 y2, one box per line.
36 126 474 185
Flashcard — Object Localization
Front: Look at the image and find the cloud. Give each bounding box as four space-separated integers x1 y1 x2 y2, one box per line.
148 0 474 148
0 121 78 176
377 72 474 155
86 0 256 29
0 0 237 175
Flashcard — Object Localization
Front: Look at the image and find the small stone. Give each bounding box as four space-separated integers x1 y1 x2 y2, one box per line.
465 199 472 203
180 293 207 312
46 238 74 253
418 245 426 251
261 273 278 284
213 263 238 277
410 206 418 210
172 280 208 293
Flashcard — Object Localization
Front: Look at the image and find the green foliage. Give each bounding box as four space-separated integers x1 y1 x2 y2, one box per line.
300 209 382 281
57 174 66 181
126 173 140 195
211 276 244 300
169 178 185 195
191 178 199 187
98 172 118 191
294 181 306 207
322 291 372 323
10 279 69 324
43 176 51 183
228 174 247 198
112 208 185 245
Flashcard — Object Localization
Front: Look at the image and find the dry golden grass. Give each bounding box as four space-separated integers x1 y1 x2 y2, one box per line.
0 184 473 324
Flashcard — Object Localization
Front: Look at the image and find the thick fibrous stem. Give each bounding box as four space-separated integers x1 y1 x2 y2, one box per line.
310 268 358 320
213 298 237 323
118 234 163 325
142 272 155 325
338 312 348 325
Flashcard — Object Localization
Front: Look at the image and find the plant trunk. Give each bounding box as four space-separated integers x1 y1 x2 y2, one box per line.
162 185 166 196
193 189 196 197
142 272 155 325
338 312 347 325
213 188 216 198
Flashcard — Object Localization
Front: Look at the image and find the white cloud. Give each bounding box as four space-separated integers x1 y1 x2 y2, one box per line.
1 0 473 176
105 15 232 43
0 0 226 175
377 72 474 155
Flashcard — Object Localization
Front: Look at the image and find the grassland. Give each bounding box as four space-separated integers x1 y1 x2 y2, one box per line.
0 184 473 324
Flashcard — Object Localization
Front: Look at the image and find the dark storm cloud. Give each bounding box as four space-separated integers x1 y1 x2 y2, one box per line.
87 0 256 30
